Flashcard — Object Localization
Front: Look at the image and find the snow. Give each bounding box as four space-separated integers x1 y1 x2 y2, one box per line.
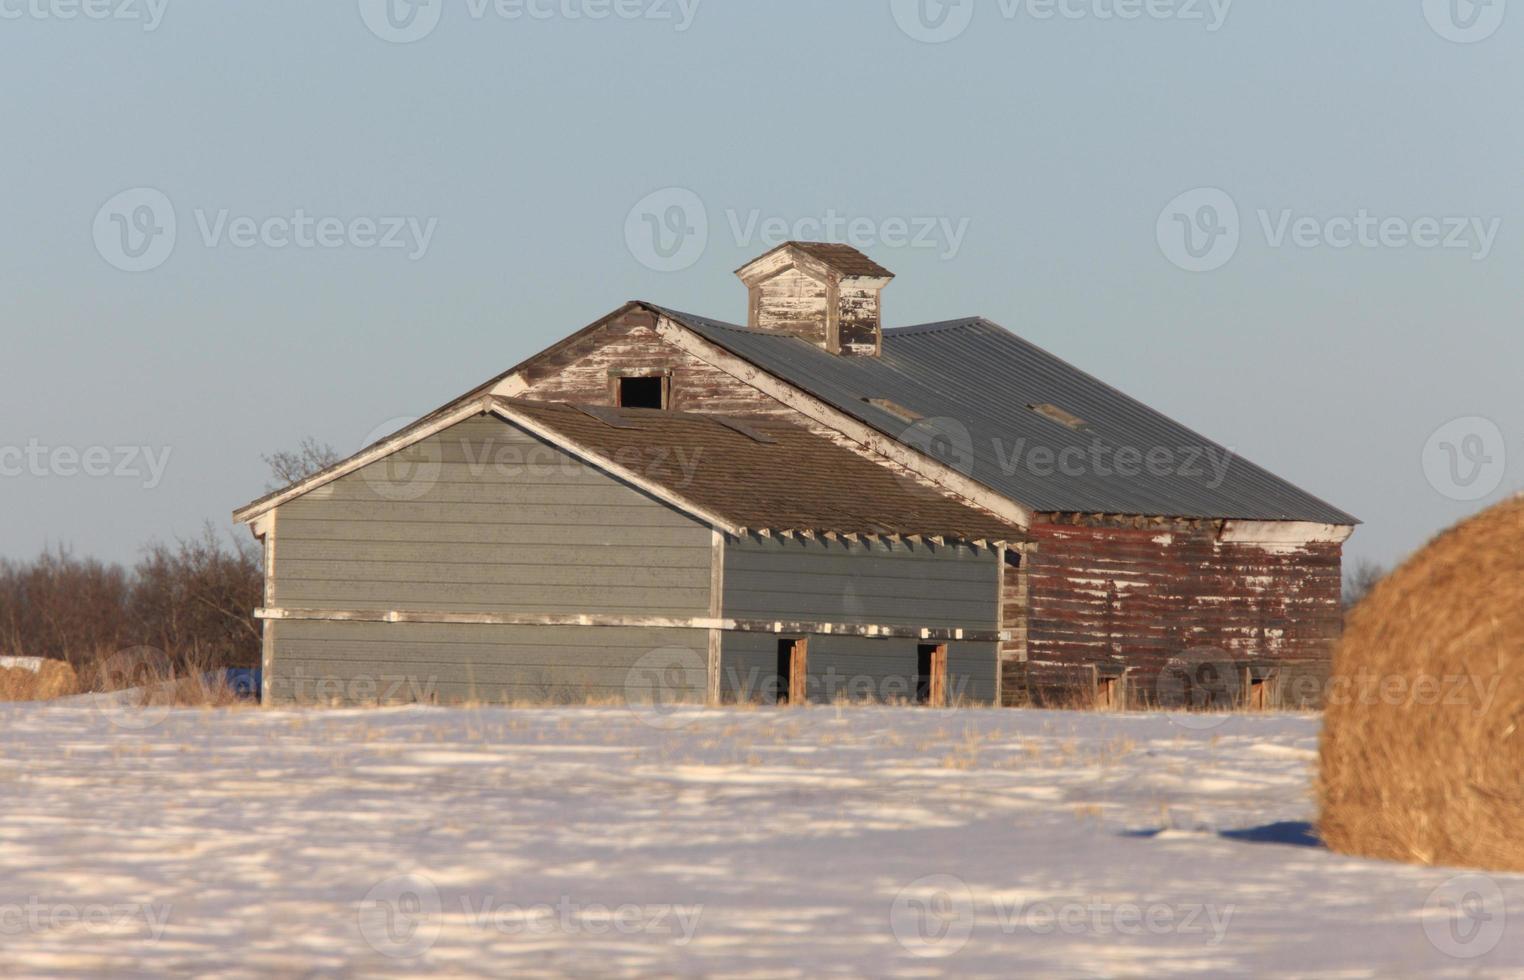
0 703 1520 977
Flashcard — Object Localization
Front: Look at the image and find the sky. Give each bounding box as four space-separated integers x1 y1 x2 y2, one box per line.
2 0 1520 571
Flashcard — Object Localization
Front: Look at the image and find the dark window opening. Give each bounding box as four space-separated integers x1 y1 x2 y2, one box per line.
617 376 665 409
776 638 807 705
916 643 947 706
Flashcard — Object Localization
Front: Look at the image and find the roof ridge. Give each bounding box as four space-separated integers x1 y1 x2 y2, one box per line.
883 317 986 338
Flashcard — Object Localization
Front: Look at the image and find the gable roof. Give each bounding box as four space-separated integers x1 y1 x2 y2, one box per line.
651 307 1358 526
235 395 1024 545
736 242 895 280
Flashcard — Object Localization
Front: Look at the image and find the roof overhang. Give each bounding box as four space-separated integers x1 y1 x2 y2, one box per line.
232 396 743 535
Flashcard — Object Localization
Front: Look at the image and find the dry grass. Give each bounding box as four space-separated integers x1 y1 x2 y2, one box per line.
0 651 249 708
1319 494 1524 871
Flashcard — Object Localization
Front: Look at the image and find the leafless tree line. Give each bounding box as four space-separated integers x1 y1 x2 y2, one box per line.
0 529 263 670
0 442 341 673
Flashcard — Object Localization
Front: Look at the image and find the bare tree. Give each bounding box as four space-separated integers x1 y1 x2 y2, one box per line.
263 437 341 490
1342 559 1387 613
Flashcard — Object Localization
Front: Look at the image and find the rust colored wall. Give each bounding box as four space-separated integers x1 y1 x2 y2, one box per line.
1023 520 1343 704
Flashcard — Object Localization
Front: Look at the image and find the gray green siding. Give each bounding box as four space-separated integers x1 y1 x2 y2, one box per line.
266 621 706 706
720 537 1000 705
266 415 712 705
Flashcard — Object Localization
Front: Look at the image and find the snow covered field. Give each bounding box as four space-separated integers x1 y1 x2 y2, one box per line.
0 702 1519 977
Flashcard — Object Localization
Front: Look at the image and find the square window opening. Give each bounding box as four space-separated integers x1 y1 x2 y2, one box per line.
617 376 666 409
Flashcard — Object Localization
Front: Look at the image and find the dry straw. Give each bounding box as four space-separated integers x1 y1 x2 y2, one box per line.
1320 495 1524 870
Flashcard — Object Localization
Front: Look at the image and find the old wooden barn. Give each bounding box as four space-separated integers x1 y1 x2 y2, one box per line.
235 242 1357 709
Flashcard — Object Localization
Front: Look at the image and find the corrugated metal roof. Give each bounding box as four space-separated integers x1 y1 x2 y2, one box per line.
656 307 1357 525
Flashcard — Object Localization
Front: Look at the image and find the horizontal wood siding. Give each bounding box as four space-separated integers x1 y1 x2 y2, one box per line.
273 416 712 616
266 414 714 704
720 536 999 705
723 536 999 628
266 621 706 706
1024 520 1344 707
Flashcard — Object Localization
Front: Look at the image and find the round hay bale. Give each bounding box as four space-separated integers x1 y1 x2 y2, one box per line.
1320 495 1524 870
0 659 80 701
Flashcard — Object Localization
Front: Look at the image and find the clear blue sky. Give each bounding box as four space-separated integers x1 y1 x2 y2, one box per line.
3 0 1519 571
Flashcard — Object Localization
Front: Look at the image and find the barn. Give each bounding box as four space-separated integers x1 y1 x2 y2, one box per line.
235 242 1357 709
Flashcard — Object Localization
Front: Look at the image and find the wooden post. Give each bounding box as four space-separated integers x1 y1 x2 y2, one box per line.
790 638 809 705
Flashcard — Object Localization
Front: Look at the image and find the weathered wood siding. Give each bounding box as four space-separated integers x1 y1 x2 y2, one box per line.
265 414 713 705
754 268 829 348
1023 520 1344 706
516 309 792 417
719 537 1000 704
836 282 881 355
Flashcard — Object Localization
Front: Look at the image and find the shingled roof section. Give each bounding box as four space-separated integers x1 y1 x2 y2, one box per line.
494 398 1023 544
772 242 895 280
651 307 1358 526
